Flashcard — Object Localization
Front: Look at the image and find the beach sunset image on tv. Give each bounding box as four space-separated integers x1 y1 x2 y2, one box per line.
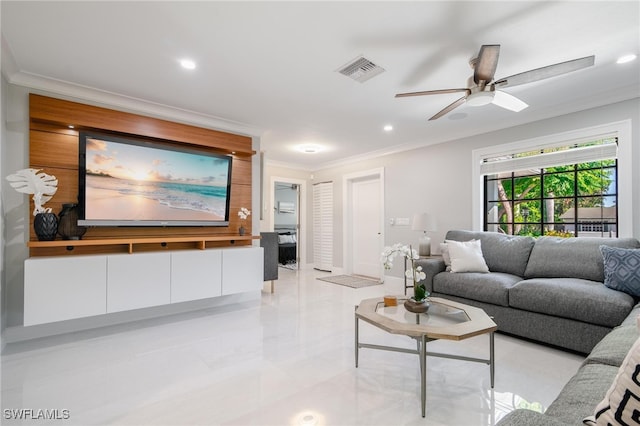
81 134 232 225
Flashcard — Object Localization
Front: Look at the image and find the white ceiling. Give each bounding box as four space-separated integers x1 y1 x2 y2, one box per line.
2 1 639 170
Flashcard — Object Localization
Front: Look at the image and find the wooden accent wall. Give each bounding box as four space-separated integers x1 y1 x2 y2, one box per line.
28 94 254 256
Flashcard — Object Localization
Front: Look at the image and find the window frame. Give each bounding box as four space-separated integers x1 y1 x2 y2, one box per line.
472 120 633 237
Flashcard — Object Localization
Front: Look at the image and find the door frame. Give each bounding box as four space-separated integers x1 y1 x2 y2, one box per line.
342 167 385 276
270 176 307 267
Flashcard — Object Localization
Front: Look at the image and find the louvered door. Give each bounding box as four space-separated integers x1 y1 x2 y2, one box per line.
313 182 333 271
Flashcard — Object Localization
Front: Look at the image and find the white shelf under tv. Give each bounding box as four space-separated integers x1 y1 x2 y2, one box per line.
27 235 259 254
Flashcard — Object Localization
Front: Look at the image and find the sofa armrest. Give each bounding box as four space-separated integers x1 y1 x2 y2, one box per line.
497 409 569 426
414 258 446 293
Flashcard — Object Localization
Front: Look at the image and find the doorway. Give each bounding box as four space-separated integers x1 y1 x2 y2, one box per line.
343 168 384 280
270 177 306 269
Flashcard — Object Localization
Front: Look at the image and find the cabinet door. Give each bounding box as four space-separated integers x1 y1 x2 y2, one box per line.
171 250 222 303
107 253 170 313
222 247 263 295
24 256 107 326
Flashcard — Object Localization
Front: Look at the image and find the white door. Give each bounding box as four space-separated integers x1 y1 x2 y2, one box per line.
313 182 333 271
352 177 381 278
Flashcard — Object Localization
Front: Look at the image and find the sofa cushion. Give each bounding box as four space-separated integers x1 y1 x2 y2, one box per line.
544 363 619 424
524 237 640 282
445 230 535 277
433 272 521 307
621 304 640 327
584 325 639 368
600 246 640 297
509 278 635 328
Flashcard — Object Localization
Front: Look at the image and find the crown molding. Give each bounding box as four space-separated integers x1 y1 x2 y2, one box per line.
3 68 263 139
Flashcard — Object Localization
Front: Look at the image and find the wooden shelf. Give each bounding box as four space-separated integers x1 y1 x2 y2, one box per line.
27 235 259 254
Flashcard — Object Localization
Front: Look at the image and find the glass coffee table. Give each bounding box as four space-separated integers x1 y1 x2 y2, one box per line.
354 296 497 417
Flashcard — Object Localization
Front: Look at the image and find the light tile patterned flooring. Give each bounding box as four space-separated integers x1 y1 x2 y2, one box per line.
1 267 584 425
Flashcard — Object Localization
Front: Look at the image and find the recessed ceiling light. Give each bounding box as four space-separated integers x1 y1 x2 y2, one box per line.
179 59 196 70
383 124 393 132
448 113 468 120
617 54 637 64
296 144 322 154
68 125 75 129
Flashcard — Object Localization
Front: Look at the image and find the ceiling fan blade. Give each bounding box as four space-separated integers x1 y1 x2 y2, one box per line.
492 90 528 112
494 55 595 88
395 88 470 98
428 96 467 120
474 44 500 84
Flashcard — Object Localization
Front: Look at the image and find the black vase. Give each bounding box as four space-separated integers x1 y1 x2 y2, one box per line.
57 203 87 240
34 212 58 241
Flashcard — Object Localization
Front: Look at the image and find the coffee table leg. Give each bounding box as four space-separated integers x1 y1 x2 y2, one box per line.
420 334 427 417
355 309 359 368
490 331 495 388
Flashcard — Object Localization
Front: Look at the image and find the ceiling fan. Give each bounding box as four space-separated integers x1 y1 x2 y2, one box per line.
396 45 595 120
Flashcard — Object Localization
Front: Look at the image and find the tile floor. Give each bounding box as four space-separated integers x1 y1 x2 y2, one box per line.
1 267 584 425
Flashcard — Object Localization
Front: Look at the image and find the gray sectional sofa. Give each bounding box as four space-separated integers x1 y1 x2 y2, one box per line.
415 230 640 424
497 306 640 425
416 230 640 354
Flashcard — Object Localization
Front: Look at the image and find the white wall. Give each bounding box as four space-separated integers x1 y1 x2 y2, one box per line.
2 83 29 329
304 98 639 277
1 71 5 347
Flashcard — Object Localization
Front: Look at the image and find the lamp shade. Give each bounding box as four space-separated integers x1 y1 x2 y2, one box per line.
411 213 436 232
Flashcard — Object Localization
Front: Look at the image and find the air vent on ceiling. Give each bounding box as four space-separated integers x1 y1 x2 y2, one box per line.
337 56 385 83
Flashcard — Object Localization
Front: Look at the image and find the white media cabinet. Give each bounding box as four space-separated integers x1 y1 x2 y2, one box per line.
24 246 263 326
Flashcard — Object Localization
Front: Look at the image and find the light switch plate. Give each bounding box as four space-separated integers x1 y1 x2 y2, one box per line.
396 217 410 226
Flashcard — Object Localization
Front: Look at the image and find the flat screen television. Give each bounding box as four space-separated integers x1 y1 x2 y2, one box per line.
78 131 232 227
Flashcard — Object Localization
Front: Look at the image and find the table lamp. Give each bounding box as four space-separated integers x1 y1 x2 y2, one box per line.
412 213 436 256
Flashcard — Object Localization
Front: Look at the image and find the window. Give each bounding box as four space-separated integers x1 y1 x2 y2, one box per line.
472 120 632 237
484 152 618 237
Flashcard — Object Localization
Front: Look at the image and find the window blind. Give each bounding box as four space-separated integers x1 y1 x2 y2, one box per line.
480 136 618 175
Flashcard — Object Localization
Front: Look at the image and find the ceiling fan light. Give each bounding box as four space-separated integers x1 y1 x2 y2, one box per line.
492 90 529 112
466 91 495 107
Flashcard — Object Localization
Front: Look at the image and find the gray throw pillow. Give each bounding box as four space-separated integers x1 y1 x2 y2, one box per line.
600 245 640 297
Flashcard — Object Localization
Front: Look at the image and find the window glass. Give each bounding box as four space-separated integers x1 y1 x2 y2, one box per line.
577 167 616 196
543 171 575 198
484 160 618 238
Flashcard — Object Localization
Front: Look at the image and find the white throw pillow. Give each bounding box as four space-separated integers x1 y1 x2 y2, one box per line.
440 242 452 266
584 334 640 425
440 242 453 272
447 239 489 273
